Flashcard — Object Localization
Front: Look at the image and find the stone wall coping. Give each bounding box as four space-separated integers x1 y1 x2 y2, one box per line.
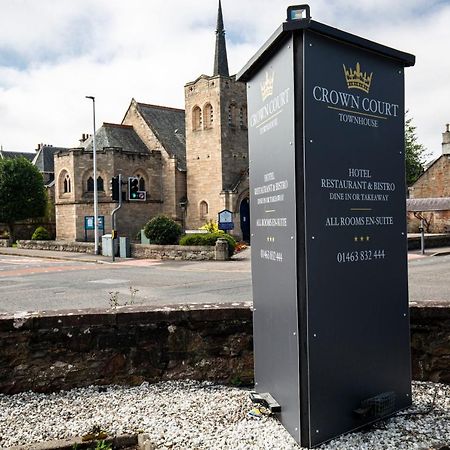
131 243 214 251
0 302 253 331
410 301 450 319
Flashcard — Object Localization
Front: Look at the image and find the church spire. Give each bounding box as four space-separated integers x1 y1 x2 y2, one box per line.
213 0 229 77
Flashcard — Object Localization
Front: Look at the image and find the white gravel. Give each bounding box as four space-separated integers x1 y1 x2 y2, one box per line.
0 380 449 449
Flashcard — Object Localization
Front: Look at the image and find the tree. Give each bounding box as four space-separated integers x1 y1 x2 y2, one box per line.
405 114 428 186
0 157 47 241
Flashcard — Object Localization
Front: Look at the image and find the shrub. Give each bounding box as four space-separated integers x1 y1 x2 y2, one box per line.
31 226 51 240
179 232 236 257
143 215 182 245
199 219 220 233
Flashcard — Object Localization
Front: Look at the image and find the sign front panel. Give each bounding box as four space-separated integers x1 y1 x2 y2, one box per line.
302 30 411 445
247 36 301 442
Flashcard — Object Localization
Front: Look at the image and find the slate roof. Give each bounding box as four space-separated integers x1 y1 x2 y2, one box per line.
407 197 450 212
135 102 186 170
82 123 150 154
33 146 66 173
0 150 35 161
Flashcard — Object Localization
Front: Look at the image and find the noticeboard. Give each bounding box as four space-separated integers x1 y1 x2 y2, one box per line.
84 216 105 231
238 14 414 448
218 209 235 231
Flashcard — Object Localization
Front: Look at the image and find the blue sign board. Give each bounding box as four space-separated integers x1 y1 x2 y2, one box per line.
218 209 234 231
84 216 105 231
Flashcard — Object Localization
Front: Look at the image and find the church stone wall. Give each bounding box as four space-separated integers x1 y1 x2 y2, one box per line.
122 101 185 221
184 76 249 232
219 78 248 191
55 147 164 242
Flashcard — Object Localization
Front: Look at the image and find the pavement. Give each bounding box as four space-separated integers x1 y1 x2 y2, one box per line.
0 244 449 264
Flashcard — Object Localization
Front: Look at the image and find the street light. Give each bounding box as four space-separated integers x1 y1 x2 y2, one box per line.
86 95 99 255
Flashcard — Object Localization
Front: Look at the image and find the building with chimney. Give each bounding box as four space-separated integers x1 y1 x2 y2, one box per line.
53 1 250 242
407 124 450 233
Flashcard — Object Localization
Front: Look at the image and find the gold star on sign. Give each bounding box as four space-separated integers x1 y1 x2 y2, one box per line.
366 236 370 241
354 236 358 242
360 236 364 242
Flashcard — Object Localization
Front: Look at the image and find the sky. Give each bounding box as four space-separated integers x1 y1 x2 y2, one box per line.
0 0 449 162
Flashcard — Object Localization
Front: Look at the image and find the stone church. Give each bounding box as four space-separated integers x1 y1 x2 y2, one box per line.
54 1 250 242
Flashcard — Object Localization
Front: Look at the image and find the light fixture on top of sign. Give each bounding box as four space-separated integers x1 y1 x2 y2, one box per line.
287 4 311 21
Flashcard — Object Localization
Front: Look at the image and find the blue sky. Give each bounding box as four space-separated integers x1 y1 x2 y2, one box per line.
1 0 449 161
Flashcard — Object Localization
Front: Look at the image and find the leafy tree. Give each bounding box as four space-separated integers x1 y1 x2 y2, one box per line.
0 157 47 241
405 114 428 186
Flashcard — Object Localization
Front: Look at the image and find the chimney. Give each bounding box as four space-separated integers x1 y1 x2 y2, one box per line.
79 133 89 145
443 123 450 155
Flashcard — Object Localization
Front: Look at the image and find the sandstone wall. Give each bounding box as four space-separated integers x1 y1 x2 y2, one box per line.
0 303 448 394
0 304 253 394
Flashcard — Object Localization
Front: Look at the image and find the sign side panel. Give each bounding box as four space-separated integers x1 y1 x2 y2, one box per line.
303 30 412 446
248 35 301 442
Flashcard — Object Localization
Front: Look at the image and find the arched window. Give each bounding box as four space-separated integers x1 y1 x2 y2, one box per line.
97 176 104 191
240 106 247 129
228 103 237 127
87 176 94 192
138 176 145 192
63 174 71 193
192 106 202 131
200 201 209 218
204 103 213 129
87 176 104 192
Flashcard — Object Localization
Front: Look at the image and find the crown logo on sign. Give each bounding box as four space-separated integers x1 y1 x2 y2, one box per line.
343 62 373 93
260 71 275 101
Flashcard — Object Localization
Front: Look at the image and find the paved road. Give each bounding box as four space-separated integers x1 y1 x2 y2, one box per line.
0 254 252 313
0 250 448 313
408 253 450 303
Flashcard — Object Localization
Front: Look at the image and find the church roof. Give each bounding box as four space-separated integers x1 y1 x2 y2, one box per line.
135 102 186 170
83 123 150 155
33 145 65 173
0 150 35 161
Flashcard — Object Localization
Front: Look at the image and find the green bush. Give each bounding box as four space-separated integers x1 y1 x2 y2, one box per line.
179 232 236 257
31 226 51 240
143 215 182 245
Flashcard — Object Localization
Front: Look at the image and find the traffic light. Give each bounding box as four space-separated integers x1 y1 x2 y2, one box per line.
128 176 139 200
110 176 120 201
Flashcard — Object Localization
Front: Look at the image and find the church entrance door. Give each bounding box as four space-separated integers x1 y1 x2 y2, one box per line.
240 197 250 243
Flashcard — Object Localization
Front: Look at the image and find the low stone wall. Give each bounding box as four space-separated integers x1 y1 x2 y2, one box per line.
410 302 450 383
0 304 253 394
0 239 11 247
0 302 447 394
15 241 219 260
407 233 450 250
16 240 95 254
131 243 216 260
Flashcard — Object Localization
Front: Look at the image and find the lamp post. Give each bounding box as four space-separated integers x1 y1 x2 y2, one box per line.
86 96 99 255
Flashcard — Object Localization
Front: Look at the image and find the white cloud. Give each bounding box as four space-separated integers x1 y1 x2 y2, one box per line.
0 0 448 160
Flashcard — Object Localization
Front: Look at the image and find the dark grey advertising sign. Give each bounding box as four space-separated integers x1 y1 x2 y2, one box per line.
240 16 414 449
247 35 301 442
302 30 411 445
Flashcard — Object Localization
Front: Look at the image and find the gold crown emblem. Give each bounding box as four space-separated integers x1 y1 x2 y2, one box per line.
343 62 373 93
260 71 275 101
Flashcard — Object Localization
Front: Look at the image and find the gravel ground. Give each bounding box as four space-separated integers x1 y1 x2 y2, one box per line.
0 380 449 449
